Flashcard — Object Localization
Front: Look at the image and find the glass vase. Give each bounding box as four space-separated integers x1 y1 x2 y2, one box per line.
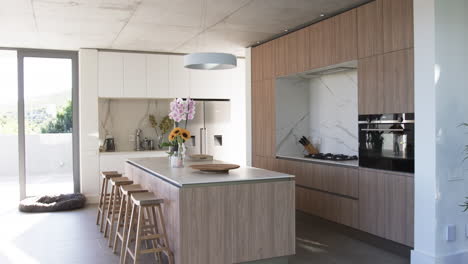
170 142 186 168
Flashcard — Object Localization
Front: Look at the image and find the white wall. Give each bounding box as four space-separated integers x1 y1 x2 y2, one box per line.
412 0 468 263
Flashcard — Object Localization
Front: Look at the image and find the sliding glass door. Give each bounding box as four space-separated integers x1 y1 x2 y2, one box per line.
0 49 79 201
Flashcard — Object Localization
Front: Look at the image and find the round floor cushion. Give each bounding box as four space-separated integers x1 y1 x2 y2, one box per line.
19 193 86 213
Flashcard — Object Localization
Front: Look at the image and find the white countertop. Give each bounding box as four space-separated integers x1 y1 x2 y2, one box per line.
276 155 359 168
127 157 294 187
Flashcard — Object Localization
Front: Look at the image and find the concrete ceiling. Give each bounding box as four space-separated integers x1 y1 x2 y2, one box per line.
1 0 369 56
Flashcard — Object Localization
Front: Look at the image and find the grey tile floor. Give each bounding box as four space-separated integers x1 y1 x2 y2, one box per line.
0 205 410 264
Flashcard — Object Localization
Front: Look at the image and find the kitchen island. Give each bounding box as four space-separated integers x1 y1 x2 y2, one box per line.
125 157 295 264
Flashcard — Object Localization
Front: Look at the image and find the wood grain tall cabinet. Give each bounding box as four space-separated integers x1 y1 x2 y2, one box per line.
357 0 414 115
251 0 415 248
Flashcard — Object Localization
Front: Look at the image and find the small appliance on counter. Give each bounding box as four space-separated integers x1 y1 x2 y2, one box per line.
103 135 116 152
135 129 142 151
358 113 414 173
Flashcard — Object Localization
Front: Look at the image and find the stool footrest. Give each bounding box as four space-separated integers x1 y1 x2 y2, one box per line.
140 247 168 255
140 234 163 240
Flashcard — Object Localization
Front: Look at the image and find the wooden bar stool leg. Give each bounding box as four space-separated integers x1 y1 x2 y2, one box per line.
104 185 115 238
150 206 163 263
96 177 106 226
134 206 144 264
108 186 121 247
113 190 126 253
99 178 109 232
156 204 174 264
124 203 137 264
120 194 132 263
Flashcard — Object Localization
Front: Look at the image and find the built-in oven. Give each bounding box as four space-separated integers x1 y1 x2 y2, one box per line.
358 113 414 173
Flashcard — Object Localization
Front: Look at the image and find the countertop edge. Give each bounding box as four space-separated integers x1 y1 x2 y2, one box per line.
127 160 295 188
276 155 359 168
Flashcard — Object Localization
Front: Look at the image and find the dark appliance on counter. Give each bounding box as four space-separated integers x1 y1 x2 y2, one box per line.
305 153 358 161
358 113 414 173
103 136 115 152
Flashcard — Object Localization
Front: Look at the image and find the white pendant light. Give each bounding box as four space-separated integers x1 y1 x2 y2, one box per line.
184 52 237 70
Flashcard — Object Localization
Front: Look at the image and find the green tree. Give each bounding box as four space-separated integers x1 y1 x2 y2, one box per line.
41 101 73 133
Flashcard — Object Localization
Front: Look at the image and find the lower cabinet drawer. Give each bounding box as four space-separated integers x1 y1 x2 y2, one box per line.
296 186 359 229
358 168 414 247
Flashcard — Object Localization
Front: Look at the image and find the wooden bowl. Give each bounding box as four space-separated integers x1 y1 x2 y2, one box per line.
190 164 240 173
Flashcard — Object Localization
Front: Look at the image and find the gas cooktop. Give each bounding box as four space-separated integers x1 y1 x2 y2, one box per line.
304 153 358 161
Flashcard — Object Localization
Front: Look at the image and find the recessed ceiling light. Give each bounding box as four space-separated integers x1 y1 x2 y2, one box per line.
320 13 325 17
256 41 260 44
284 29 288 32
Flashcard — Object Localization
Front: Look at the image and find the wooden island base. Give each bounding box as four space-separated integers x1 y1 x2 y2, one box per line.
125 159 295 264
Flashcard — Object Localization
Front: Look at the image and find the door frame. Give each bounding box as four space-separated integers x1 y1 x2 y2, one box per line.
17 49 80 199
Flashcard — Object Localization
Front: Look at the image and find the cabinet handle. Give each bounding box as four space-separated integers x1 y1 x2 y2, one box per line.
361 128 405 132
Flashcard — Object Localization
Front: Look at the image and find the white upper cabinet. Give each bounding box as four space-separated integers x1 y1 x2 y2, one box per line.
98 52 123 97
169 56 190 98
190 68 233 99
123 53 147 98
147 54 169 98
98 51 240 99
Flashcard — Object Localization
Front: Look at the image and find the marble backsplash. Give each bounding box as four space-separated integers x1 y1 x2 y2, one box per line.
98 99 231 157
276 69 358 157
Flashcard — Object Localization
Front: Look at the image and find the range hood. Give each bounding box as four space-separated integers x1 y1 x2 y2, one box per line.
295 60 357 79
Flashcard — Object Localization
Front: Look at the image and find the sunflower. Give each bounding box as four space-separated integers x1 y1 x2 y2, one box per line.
171 127 182 136
180 129 191 141
168 133 176 141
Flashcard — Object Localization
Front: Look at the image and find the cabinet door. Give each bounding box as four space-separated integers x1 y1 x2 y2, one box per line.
358 168 386 237
286 32 298 75
147 54 169 98
308 22 325 70
383 0 414 53
251 46 264 81
359 168 414 246
274 37 287 77
98 52 123 97
358 55 384 114
335 9 358 63
262 41 275 79
384 172 408 245
322 18 336 66
382 48 414 113
295 27 310 73
123 53 147 98
169 56 190 98
357 0 383 58
309 18 335 69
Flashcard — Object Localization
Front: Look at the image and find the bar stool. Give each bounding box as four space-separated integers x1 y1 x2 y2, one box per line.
97 171 122 232
123 192 174 264
113 184 148 259
104 177 133 244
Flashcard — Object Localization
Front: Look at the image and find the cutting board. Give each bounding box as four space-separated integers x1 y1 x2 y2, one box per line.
189 154 214 161
190 164 240 173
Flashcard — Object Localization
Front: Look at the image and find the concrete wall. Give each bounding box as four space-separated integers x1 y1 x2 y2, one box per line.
412 0 468 263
